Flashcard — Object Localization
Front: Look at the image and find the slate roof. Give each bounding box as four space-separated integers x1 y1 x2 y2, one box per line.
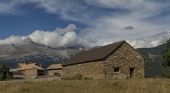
63 41 127 66
63 40 145 66
47 64 62 70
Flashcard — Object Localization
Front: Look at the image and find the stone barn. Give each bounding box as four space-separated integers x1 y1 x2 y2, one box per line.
47 64 62 76
62 41 145 79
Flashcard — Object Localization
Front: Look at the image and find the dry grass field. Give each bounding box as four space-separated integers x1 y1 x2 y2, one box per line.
0 78 170 93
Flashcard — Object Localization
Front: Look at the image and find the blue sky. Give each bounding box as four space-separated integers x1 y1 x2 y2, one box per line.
1 0 170 48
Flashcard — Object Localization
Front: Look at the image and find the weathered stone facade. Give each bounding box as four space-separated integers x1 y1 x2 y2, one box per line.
63 61 104 79
63 42 144 79
103 43 144 78
25 69 45 77
25 69 38 77
48 69 63 76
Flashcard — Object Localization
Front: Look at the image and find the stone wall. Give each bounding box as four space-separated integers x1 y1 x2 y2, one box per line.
48 69 63 76
25 69 37 77
104 43 144 78
63 42 144 79
63 61 105 79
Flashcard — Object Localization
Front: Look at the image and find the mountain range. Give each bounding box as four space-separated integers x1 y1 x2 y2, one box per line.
0 38 82 69
0 39 169 78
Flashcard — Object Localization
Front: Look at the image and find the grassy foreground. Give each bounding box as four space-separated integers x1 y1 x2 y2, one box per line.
0 78 170 93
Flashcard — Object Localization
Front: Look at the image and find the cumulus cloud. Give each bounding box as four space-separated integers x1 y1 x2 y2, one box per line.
102 38 153 49
126 38 152 49
0 36 25 45
150 31 170 47
0 24 96 48
1 0 170 48
78 28 92 38
102 41 113 46
0 26 170 49
28 24 77 47
126 31 170 48
102 30 170 49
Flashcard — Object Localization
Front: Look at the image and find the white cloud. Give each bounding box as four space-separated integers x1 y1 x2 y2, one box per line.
101 30 170 49
102 41 113 46
0 3 15 15
0 24 96 48
150 31 170 47
1 28 167 49
126 38 152 49
82 0 170 47
1 0 170 48
126 31 170 48
28 24 96 47
0 36 25 45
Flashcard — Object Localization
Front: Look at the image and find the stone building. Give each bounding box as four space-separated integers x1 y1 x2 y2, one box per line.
62 41 145 79
9 69 25 79
47 64 62 76
15 62 45 78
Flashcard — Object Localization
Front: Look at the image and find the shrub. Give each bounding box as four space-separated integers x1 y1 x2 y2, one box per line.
54 72 61 77
162 69 170 78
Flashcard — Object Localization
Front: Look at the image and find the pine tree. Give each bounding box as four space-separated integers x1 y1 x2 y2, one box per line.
162 38 170 66
0 64 12 81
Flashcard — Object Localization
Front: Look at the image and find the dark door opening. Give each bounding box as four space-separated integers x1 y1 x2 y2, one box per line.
130 68 135 78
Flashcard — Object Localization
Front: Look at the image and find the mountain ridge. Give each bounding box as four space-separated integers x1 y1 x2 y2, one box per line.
137 43 170 77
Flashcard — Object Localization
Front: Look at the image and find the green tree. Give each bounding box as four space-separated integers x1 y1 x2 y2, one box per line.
161 38 170 66
0 64 12 81
162 69 170 78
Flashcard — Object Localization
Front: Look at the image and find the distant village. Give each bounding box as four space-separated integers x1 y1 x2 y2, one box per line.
8 40 145 80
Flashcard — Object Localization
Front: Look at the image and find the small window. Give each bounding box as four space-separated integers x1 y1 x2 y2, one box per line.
114 67 120 73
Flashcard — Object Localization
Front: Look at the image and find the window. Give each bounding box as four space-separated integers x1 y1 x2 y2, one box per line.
114 67 120 73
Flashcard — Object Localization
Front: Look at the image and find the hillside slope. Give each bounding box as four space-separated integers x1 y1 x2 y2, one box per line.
137 44 170 77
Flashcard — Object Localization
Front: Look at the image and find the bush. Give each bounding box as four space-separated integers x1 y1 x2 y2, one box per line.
53 72 61 77
162 69 170 78
61 73 92 80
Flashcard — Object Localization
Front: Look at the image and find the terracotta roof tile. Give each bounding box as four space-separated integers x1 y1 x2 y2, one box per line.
18 64 45 70
15 62 37 69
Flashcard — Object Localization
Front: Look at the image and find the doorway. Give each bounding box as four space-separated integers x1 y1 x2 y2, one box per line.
130 68 135 78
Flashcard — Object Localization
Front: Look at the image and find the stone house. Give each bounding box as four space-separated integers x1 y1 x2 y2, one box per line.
47 64 62 76
62 41 145 79
14 62 45 78
9 69 25 79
